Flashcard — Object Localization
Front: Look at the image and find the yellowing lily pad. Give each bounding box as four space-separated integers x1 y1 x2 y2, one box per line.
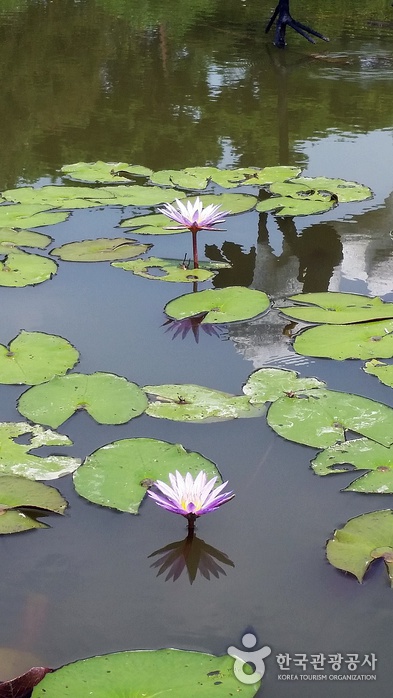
242 367 325 404
60 161 153 183
294 319 393 360
112 257 217 282
18 372 148 428
73 438 221 514
0 250 57 287
51 238 151 262
0 422 80 480
0 475 67 534
144 384 265 421
326 510 393 585
364 359 393 388
312 438 393 494
279 292 393 324
165 287 270 324
0 331 78 385
31 649 260 698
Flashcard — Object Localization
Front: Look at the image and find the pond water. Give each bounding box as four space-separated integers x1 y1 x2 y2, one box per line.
1 1 393 696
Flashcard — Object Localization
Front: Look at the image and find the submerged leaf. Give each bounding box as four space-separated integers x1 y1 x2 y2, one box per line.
0 331 78 385
73 438 221 513
242 367 325 404
18 373 148 428
326 510 393 585
294 319 393 360
31 649 260 698
51 238 150 262
0 250 57 287
144 384 264 421
279 292 393 324
165 287 270 324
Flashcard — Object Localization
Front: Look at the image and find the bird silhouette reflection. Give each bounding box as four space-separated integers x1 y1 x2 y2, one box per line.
148 532 234 584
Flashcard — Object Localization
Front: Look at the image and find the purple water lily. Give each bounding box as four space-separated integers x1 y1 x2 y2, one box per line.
158 197 230 268
147 470 234 532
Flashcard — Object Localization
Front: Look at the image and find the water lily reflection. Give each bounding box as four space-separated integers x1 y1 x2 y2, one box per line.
162 314 228 343
149 533 235 584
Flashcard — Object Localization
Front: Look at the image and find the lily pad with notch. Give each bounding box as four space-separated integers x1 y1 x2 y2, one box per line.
50 238 151 262
31 648 260 698
0 475 67 534
73 438 221 514
18 372 148 428
326 510 393 586
0 331 79 385
279 292 393 325
293 319 393 360
0 250 57 287
0 422 80 480
165 287 270 324
144 384 265 421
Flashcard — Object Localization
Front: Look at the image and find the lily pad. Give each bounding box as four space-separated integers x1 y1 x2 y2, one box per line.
0 331 79 385
165 287 270 324
0 227 51 249
1 185 117 210
112 257 217 282
0 422 80 480
0 250 57 287
0 475 67 534
60 161 153 183
144 384 265 421
31 649 260 698
267 388 393 449
294 176 372 202
73 438 221 513
364 359 393 388
0 204 69 228
256 195 334 217
50 238 151 262
149 168 212 190
294 319 393 360
326 510 393 585
211 166 302 188
312 438 393 494
242 367 325 404
119 212 185 234
279 292 393 324
18 373 148 429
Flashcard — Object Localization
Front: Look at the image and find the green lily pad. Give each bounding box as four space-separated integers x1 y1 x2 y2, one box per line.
294 176 372 202
144 384 265 421
119 212 185 234
1 185 117 209
312 438 393 494
326 510 393 585
267 388 393 449
0 204 69 228
242 367 325 404
112 257 217 282
256 195 334 217
50 238 151 262
165 287 270 324
294 319 393 360
0 250 57 287
149 168 212 190
73 438 221 513
0 475 67 534
60 161 153 183
211 166 302 188
364 359 393 388
0 422 80 480
0 227 51 249
98 185 184 207
279 292 393 324
31 649 260 698
18 373 148 428
0 331 79 385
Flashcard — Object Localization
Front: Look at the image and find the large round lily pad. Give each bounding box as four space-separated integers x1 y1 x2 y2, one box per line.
0 250 57 287
31 649 260 698
165 287 270 324
294 319 393 360
73 438 220 513
279 292 393 325
144 384 264 421
0 475 67 534
326 510 393 585
50 238 151 262
0 331 79 385
242 367 325 404
60 161 153 183
18 373 148 428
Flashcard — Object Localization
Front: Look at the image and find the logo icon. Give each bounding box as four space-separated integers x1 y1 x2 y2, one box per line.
227 633 272 684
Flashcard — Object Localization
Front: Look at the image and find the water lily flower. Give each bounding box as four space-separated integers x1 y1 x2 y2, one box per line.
158 197 230 268
147 470 234 531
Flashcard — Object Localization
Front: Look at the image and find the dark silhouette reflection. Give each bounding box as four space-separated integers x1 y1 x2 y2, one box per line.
162 315 228 343
148 533 234 584
206 241 256 289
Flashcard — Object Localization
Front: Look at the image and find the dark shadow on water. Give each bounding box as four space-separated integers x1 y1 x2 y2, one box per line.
148 532 235 584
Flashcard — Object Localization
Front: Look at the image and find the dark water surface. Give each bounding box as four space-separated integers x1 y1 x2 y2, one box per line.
0 1 393 696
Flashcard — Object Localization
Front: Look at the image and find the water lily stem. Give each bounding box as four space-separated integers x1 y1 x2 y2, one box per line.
191 229 199 269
